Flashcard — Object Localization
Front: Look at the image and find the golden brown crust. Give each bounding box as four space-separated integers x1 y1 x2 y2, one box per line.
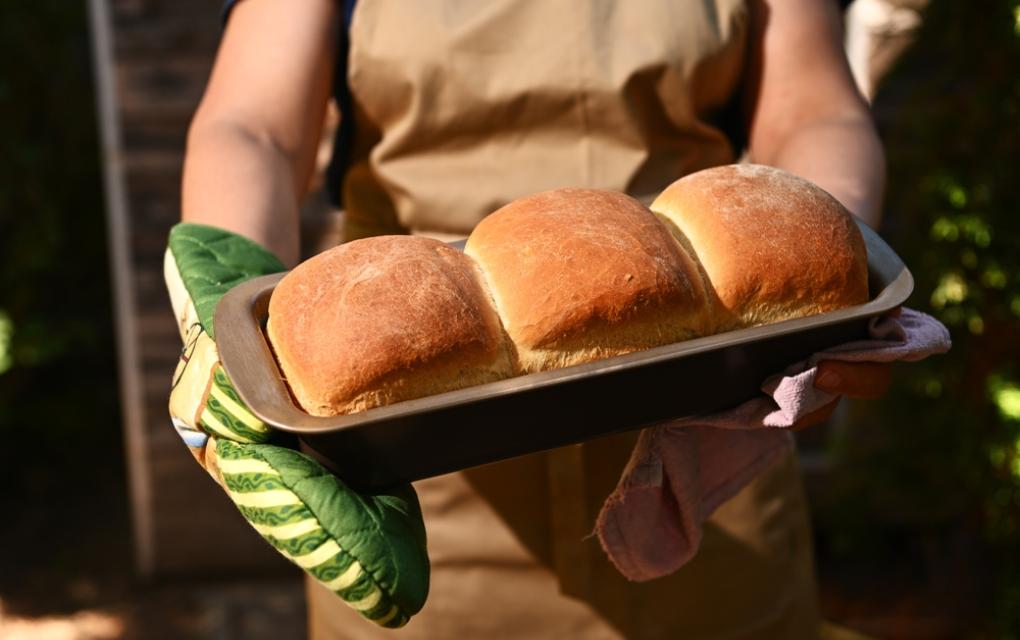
270 168 870 416
651 164 869 330
267 236 514 416
465 189 710 373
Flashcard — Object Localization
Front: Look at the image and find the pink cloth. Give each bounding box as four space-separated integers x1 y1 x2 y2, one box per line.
596 308 952 582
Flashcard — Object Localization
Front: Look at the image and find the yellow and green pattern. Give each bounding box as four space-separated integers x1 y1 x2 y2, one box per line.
199 366 272 443
164 223 430 627
212 439 426 627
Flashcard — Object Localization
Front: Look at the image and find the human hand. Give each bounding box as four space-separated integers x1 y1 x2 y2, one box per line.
790 309 900 431
790 360 894 431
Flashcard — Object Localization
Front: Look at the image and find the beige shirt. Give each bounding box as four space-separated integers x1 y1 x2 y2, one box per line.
310 1 821 637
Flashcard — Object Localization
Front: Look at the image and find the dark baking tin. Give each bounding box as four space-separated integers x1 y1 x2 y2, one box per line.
216 221 913 490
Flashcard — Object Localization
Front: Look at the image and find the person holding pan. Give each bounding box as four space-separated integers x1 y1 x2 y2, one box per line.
176 0 893 637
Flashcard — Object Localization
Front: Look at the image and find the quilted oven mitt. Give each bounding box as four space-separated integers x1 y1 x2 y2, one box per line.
164 223 429 628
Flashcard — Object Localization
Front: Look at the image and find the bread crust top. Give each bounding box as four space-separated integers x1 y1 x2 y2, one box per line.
268 167 870 415
466 188 709 355
651 164 869 329
267 235 512 416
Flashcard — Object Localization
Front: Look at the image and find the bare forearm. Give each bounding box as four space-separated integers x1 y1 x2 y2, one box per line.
755 115 886 227
182 121 301 266
744 0 885 228
179 0 338 268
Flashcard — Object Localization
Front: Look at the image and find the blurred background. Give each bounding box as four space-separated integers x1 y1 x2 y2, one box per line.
1 0 1017 638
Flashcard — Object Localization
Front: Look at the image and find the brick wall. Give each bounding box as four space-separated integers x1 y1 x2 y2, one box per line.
96 0 291 576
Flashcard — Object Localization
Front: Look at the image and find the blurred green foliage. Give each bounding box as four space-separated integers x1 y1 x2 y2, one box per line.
0 2 120 498
813 0 1020 634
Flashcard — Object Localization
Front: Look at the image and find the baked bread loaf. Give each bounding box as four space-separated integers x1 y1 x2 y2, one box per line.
651 164 869 331
465 189 709 373
267 236 514 416
267 165 869 417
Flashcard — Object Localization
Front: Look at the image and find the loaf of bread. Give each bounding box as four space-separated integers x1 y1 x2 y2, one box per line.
267 236 515 416
465 189 710 373
650 164 869 331
267 165 868 417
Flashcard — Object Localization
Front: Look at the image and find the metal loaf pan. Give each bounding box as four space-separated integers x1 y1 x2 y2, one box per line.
216 221 913 490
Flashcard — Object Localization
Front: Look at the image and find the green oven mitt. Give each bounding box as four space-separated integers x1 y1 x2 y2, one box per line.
164 223 429 628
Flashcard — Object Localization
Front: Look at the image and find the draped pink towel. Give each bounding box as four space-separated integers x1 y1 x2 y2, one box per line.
596 308 952 582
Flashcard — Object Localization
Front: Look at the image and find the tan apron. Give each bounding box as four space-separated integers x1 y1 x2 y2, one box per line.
310 1 821 637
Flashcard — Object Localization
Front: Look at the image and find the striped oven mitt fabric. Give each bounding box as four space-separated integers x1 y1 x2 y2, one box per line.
164 223 429 628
